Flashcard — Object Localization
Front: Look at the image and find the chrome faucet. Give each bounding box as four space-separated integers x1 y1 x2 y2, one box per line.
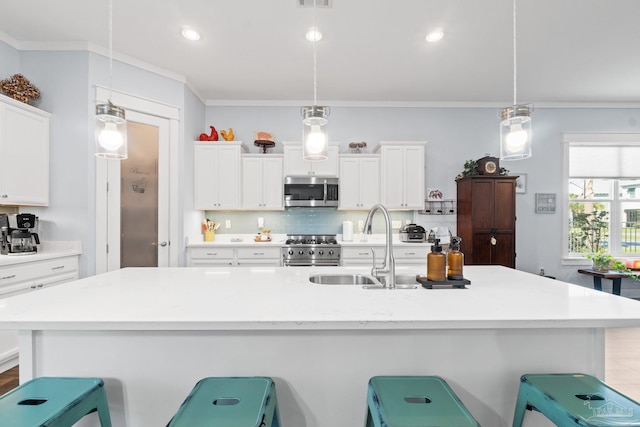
363 204 395 289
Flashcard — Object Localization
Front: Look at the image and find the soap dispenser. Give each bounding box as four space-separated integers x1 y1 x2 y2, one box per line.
447 237 464 280
427 238 446 281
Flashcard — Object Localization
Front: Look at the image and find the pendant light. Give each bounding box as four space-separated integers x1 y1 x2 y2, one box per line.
301 0 329 161
95 0 127 160
499 0 532 161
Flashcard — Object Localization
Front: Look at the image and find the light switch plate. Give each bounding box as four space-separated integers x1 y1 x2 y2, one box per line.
392 220 402 229
225 220 231 228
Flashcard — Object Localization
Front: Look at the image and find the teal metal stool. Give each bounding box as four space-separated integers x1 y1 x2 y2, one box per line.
0 377 112 427
366 376 480 427
167 377 280 427
513 373 640 427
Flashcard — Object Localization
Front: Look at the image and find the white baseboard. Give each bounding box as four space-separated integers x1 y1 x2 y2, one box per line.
0 348 18 373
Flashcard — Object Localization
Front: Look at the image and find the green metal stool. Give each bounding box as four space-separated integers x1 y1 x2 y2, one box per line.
513 373 640 427
0 377 112 427
167 377 280 427
366 376 480 427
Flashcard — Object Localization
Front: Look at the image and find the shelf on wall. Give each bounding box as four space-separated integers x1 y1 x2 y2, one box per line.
418 199 456 215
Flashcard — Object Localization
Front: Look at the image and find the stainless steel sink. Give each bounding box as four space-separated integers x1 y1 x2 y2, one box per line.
309 273 378 285
377 274 419 286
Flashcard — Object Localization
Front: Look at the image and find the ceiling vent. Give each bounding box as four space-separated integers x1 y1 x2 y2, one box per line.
297 0 332 7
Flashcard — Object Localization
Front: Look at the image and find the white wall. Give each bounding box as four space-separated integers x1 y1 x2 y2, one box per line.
0 41 19 79
207 105 640 297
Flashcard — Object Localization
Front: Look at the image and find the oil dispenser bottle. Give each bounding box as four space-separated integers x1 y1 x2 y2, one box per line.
427 238 446 281
447 236 464 280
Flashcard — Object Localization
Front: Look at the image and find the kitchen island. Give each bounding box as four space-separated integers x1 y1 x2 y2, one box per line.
1 265 639 427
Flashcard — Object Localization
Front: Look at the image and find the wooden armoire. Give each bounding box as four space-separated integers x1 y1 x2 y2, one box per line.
456 176 517 268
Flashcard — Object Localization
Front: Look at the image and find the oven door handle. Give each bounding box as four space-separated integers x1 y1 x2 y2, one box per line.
323 180 328 205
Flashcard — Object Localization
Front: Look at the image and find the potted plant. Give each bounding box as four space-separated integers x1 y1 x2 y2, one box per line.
588 253 615 272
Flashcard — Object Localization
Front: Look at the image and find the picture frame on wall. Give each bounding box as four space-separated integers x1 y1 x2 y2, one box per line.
514 174 527 194
535 193 557 214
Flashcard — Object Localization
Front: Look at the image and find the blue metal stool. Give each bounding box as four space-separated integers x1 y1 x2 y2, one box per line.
167 377 280 427
513 373 640 427
366 376 480 427
0 377 112 427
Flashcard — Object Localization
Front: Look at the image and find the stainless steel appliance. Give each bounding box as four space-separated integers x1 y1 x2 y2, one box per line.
0 213 40 255
281 234 341 266
284 176 339 208
399 224 426 242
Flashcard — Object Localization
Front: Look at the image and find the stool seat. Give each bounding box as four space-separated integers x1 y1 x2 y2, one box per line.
167 377 279 427
0 377 112 427
513 373 640 427
366 376 480 427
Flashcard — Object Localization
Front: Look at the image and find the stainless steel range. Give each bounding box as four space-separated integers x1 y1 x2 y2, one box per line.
281 234 341 266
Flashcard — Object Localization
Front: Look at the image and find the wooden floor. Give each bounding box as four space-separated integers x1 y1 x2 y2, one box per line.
0 365 18 396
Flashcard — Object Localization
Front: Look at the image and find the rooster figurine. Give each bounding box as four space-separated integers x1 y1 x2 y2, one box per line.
198 125 219 141
220 128 235 141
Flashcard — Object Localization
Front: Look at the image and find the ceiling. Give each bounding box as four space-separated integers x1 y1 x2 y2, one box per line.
1 0 639 106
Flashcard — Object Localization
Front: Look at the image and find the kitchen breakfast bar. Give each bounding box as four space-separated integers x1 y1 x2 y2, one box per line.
1 266 640 427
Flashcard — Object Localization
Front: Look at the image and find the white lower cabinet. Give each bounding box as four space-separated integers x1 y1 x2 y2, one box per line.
236 247 280 267
0 256 79 298
187 246 281 267
341 245 430 267
0 255 79 372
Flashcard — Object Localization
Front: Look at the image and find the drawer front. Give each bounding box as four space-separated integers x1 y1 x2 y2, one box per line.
189 247 235 260
342 247 375 260
189 259 234 267
0 256 78 296
236 247 280 260
0 256 78 288
393 246 430 259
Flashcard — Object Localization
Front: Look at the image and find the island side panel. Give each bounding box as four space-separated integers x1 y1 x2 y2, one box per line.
26 328 604 427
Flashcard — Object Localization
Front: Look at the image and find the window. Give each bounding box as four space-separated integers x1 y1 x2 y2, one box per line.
565 134 640 258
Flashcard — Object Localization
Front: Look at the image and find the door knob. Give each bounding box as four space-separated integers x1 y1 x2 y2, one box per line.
153 241 168 247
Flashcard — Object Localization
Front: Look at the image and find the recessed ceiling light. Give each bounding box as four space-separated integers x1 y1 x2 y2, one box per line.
426 30 444 43
181 26 201 41
305 27 323 42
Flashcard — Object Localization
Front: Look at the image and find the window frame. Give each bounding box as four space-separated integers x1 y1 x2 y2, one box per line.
563 133 640 264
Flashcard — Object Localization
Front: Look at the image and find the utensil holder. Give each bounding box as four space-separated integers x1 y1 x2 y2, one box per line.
204 231 215 242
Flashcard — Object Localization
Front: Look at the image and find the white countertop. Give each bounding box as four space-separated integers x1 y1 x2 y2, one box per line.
0 265 639 331
0 241 82 267
186 233 431 247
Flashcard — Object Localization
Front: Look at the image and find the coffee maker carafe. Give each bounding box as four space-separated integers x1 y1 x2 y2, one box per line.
0 213 40 255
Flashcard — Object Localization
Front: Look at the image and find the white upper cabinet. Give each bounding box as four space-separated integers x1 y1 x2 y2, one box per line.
339 155 379 210
242 155 284 210
194 141 246 210
376 141 427 210
0 95 50 206
282 142 339 177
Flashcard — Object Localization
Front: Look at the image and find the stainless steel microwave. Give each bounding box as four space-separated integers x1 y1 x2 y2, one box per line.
284 176 339 208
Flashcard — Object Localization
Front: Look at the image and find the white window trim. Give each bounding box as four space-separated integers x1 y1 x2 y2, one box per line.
562 132 640 264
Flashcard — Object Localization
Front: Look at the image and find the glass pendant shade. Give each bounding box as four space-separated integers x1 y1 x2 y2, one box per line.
302 106 330 160
500 105 532 160
95 102 127 159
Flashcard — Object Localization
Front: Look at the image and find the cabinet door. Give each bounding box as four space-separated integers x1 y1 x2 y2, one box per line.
402 146 424 209
261 157 283 209
380 146 405 208
216 146 242 209
242 157 264 209
359 157 380 208
310 145 339 177
194 145 219 209
0 104 49 205
339 158 361 209
283 145 310 176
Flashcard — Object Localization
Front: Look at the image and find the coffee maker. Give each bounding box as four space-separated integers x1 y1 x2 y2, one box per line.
0 213 40 255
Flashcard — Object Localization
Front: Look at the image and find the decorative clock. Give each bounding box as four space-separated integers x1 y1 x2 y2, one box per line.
476 156 500 175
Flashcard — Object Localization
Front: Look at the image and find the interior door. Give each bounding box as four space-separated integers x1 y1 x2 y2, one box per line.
106 111 170 269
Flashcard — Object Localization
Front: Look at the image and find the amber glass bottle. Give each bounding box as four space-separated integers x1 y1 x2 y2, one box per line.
427 239 446 281
447 237 464 280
